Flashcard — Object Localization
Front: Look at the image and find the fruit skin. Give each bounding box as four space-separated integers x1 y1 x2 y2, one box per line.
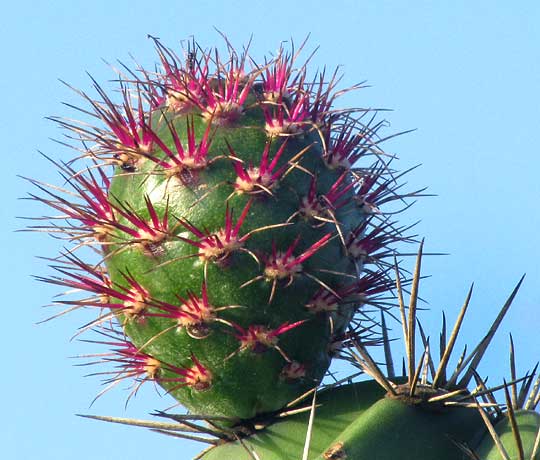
105 107 365 419
472 410 540 460
315 394 483 460
32 37 408 421
201 379 391 460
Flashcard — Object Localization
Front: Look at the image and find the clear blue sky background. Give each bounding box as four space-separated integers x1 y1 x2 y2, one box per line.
3 1 539 459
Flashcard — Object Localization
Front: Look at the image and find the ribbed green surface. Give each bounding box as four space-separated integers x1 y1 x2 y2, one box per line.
201 380 388 460
106 106 363 419
314 396 484 460
473 410 540 460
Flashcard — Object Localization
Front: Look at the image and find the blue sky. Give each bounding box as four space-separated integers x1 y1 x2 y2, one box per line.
3 1 539 459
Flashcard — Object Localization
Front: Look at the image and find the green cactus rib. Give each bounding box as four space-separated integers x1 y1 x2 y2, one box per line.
473 410 540 460
199 382 485 460
314 395 483 460
30 36 418 421
200 379 390 460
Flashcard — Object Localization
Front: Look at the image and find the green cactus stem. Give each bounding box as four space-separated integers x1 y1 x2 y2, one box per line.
200 379 391 460
466 342 540 460
316 395 482 460
474 410 540 460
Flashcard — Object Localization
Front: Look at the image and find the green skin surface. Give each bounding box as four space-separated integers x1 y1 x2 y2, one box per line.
201 380 389 460
105 99 366 419
313 393 484 460
472 410 540 460
200 380 484 460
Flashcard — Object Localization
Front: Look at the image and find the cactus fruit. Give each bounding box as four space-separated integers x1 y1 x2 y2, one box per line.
29 34 538 460
28 36 418 421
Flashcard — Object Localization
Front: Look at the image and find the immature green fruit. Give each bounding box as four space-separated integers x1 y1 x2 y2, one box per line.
32 37 412 420
473 410 540 460
201 379 390 460
103 75 370 420
105 111 355 419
